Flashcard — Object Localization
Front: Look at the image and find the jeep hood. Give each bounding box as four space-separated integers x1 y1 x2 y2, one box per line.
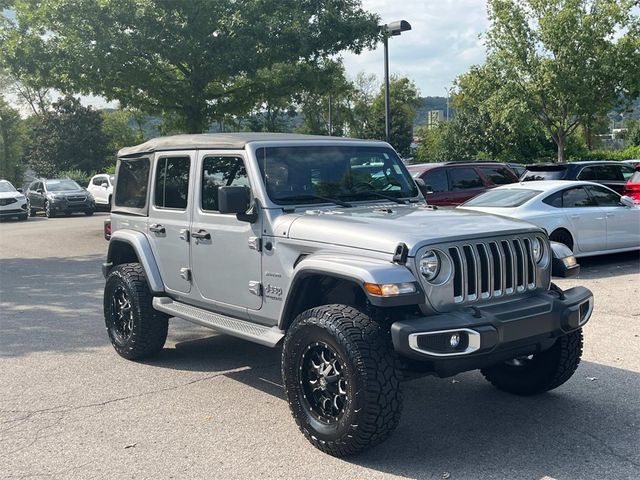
286 204 542 255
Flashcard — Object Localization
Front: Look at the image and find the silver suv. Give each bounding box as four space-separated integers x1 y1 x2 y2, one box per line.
103 133 593 456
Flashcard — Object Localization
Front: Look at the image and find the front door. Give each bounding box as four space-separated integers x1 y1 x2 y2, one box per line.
190 152 263 311
585 184 640 250
147 152 193 294
560 186 606 253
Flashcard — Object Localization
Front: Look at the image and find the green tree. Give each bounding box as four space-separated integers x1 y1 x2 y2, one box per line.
485 0 640 162
2 0 380 133
625 119 640 147
101 110 144 165
27 96 109 177
364 77 421 156
0 96 26 183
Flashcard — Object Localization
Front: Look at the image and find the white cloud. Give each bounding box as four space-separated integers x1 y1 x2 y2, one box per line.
342 0 489 96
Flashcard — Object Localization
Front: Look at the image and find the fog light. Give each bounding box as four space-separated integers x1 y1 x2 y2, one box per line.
449 333 460 348
562 256 577 268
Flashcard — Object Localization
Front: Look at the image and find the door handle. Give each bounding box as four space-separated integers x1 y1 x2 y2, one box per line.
191 230 211 240
149 223 165 234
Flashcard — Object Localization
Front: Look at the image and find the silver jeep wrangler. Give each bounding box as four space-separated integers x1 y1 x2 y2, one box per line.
103 133 593 456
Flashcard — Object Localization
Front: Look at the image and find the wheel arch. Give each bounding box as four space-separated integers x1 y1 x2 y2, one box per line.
549 227 575 251
106 230 164 293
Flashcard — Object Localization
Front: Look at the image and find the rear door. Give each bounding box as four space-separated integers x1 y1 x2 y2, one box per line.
561 186 606 253
447 167 486 205
147 151 193 294
585 184 640 250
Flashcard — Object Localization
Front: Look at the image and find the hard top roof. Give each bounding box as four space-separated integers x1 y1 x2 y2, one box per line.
118 132 385 157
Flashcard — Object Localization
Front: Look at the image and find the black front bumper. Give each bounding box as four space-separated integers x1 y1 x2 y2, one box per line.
51 200 94 212
391 286 593 377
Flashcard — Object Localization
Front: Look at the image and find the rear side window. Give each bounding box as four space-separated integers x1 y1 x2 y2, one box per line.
479 166 516 185
114 157 150 210
596 165 621 181
542 191 563 208
423 169 448 192
578 167 597 181
449 168 483 190
201 156 250 212
585 185 620 207
154 156 190 209
620 165 635 181
562 187 596 207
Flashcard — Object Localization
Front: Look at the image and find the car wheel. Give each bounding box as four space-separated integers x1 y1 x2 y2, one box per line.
85 209 95 216
44 200 55 218
282 304 403 457
26 200 36 217
104 263 169 360
481 329 583 395
20 213 28 221
550 229 574 251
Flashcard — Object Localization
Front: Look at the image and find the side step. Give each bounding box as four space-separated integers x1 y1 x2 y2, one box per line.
152 297 284 347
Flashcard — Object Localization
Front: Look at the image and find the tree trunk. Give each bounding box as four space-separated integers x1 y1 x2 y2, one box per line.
556 131 566 163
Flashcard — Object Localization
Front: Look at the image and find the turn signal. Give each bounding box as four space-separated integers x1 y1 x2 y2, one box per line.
364 282 417 297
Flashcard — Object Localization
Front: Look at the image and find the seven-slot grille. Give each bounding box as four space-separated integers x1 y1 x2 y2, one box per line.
448 237 537 303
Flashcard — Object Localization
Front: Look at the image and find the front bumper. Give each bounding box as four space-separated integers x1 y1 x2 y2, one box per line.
0 200 28 217
391 286 593 376
50 198 95 212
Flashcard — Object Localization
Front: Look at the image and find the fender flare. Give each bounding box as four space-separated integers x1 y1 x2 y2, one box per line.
278 254 422 329
106 230 165 293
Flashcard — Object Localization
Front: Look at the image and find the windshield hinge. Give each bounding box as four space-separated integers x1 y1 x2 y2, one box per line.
393 243 409 265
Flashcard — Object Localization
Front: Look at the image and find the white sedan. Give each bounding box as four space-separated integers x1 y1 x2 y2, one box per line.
458 180 639 257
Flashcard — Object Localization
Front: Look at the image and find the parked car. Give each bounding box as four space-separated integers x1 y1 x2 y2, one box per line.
26 178 96 218
624 165 640 204
621 159 640 167
104 133 592 456
87 173 115 210
458 180 639 257
521 161 635 194
406 161 519 206
507 163 527 178
0 179 28 221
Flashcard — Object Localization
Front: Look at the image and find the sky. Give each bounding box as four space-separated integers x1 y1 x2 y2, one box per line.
342 0 489 97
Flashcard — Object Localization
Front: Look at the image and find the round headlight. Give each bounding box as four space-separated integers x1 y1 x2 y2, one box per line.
419 250 441 281
532 237 544 263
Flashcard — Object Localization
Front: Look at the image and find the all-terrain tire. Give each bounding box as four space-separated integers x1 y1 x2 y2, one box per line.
282 304 403 457
481 329 583 395
103 263 168 360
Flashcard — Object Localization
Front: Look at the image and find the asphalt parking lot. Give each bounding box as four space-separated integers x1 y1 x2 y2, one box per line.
1 213 639 480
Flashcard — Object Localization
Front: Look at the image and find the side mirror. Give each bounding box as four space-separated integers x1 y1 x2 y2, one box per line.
36 188 43 194
218 186 257 222
620 195 635 208
17 188 23 193
415 178 433 198
550 241 580 278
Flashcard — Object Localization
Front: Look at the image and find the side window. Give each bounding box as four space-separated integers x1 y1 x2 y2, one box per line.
92 176 105 186
585 185 620 207
114 157 150 209
620 165 635 181
480 166 515 185
596 165 621 181
542 191 563 208
562 187 596 207
578 167 597 180
449 168 483 190
424 169 448 192
201 156 250 212
154 156 190 209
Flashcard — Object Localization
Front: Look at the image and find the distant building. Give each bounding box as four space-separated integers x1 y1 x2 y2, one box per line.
427 110 445 128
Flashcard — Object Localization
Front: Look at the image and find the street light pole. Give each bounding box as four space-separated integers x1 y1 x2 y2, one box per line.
382 20 411 145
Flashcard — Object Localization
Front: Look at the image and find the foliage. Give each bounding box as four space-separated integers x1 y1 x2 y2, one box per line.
26 96 109 177
101 110 144 164
626 120 640 147
579 145 640 161
3 0 380 133
0 96 27 184
483 0 640 162
56 169 92 187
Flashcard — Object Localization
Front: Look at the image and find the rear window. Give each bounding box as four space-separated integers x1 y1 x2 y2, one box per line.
449 168 483 190
479 166 517 185
522 166 567 181
114 157 150 210
463 189 540 207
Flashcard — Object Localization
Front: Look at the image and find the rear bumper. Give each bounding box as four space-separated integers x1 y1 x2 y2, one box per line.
391 286 593 375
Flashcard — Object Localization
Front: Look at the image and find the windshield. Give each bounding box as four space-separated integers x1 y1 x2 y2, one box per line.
255 146 418 206
463 189 541 207
0 181 16 193
46 179 82 191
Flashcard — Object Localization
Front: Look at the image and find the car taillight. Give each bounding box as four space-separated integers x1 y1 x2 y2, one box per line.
104 219 111 240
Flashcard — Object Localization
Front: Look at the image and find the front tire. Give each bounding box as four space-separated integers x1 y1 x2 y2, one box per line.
103 263 168 360
481 329 583 395
44 200 55 218
282 304 403 457
85 209 95 216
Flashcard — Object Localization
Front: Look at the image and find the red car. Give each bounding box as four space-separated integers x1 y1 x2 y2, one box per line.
624 165 640 204
406 162 519 206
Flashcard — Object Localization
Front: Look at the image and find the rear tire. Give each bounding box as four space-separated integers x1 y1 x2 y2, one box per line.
550 229 574 251
282 304 403 457
481 329 583 395
104 263 168 360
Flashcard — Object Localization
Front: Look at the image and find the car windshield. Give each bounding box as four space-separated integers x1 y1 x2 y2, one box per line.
0 181 16 192
255 146 419 205
463 189 541 207
46 179 82 191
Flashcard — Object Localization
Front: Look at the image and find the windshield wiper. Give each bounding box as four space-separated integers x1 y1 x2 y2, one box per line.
347 190 409 205
276 194 353 208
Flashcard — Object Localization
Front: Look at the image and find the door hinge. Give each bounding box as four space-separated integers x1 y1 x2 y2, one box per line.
248 281 262 296
248 236 262 252
179 268 191 281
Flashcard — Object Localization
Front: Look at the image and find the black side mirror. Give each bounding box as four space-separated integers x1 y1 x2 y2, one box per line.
415 178 433 198
36 188 43 194
17 188 23 193
218 186 257 222
550 241 580 278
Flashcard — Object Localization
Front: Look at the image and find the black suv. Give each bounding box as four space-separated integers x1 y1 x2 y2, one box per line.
26 178 96 218
522 161 636 194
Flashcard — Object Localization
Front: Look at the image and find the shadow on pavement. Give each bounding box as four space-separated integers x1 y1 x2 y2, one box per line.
575 250 639 280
